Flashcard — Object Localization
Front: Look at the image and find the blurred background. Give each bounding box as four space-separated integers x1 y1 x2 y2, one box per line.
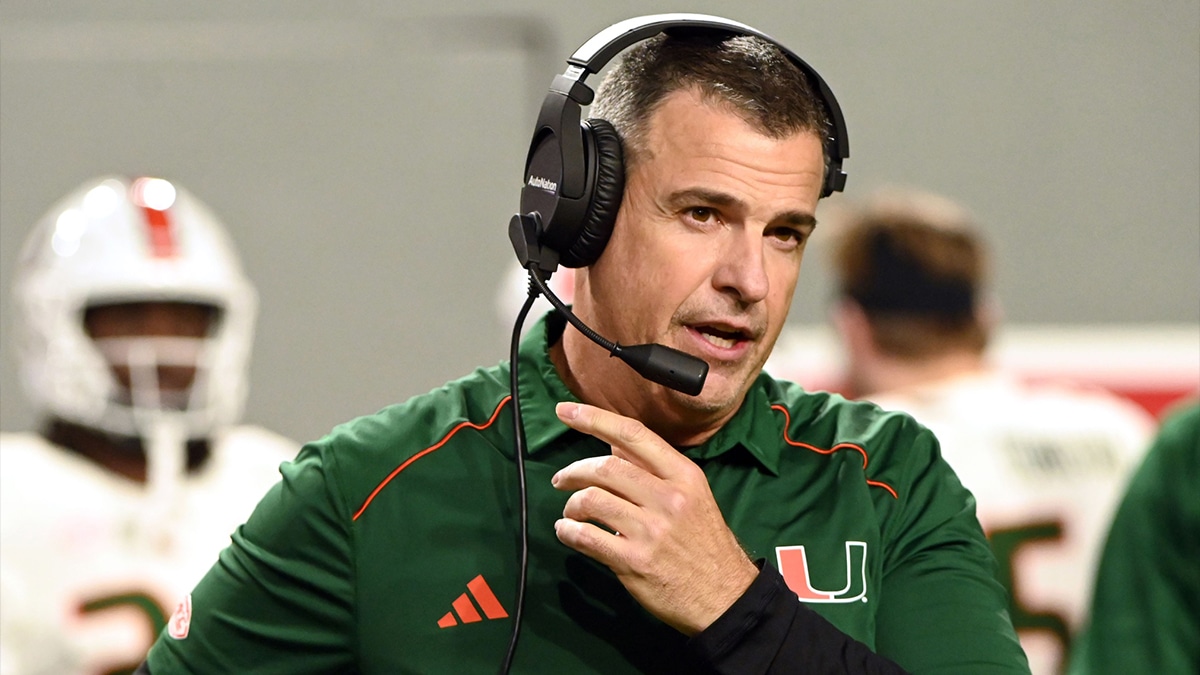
3 0 1197 443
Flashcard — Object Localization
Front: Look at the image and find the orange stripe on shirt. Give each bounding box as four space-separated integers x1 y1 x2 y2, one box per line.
770 404 899 499
352 396 512 521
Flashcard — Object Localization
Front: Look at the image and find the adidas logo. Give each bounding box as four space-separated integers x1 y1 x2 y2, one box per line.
437 574 509 628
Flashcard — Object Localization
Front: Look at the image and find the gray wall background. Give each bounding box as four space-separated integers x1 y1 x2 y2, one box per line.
2 0 1197 443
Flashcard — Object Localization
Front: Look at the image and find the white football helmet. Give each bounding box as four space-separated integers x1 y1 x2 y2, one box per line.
12 175 258 441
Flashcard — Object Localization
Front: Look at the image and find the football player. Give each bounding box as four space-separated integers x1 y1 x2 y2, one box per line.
827 187 1156 674
0 176 298 674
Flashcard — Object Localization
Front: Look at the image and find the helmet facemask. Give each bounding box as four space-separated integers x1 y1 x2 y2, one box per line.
13 176 257 443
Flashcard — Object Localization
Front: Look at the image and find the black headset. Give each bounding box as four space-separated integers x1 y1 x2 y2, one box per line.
512 12 849 272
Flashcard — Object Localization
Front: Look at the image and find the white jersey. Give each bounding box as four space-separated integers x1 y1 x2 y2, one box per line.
869 371 1155 675
0 427 297 675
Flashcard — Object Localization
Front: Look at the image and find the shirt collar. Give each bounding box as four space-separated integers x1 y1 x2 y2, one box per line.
680 376 783 476
515 311 784 475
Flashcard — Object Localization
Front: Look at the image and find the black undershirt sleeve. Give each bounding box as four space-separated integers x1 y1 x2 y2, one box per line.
688 560 911 674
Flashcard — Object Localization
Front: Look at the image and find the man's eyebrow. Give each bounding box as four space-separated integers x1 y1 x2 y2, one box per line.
666 187 743 211
665 188 817 228
784 213 818 230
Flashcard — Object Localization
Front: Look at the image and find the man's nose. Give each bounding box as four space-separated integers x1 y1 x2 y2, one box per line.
711 230 769 303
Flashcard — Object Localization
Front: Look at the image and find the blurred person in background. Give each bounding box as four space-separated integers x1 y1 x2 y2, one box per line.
827 187 1156 674
1067 400 1199 675
0 175 298 675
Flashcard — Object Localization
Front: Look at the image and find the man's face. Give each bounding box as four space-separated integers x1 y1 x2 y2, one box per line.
84 301 218 399
576 88 825 433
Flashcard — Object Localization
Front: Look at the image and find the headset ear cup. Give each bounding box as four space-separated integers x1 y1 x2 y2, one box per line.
560 119 625 268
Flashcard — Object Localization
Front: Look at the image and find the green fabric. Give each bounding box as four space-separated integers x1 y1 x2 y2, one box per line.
147 312 1028 674
1068 402 1200 675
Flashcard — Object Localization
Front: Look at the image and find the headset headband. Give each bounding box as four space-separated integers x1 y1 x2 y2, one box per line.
554 13 849 195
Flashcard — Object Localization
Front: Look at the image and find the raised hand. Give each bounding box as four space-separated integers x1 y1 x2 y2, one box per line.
550 401 759 636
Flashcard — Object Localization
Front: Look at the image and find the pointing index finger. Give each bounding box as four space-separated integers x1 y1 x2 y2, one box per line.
555 402 683 478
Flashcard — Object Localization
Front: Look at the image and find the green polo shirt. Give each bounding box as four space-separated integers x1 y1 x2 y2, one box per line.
1067 402 1200 675
146 312 1027 673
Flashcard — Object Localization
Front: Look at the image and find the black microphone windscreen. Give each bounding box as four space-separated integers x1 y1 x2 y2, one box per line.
615 344 708 397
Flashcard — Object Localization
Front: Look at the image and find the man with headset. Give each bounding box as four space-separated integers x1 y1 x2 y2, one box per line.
140 14 1029 674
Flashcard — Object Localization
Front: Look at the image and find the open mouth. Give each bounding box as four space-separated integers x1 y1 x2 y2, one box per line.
695 325 749 349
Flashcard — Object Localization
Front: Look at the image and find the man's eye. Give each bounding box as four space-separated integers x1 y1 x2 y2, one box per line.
770 228 807 246
688 207 716 223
